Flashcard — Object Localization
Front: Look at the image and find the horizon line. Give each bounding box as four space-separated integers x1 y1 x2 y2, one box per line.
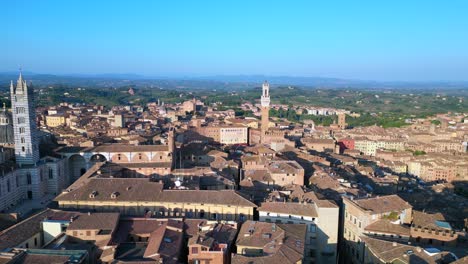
1 71 468 84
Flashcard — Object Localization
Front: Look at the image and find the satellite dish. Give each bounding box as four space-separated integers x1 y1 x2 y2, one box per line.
175 180 181 187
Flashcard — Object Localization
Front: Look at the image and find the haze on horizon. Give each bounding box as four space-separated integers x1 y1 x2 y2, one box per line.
2 0 468 82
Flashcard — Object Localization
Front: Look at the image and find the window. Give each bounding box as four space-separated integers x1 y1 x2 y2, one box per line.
27 173 32 185
20 137 25 143
309 249 317 257
22 146 25 152
86 230 91 236
310 237 316 244
48 168 54 179
309 224 317 233
7 179 11 192
192 247 199 254
19 127 25 133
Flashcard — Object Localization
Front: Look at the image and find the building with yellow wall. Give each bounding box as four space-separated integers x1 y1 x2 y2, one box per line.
55 178 255 221
46 114 67 127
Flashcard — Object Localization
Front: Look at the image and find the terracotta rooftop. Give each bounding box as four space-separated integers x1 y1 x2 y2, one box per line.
55 178 256 207
364 219 411 236
412 210 451 230
67 212 120 231
234 221 305 264
353 195 412 214
91 144 169 153
0 209 82 250
361 236 456 264
258 202 318 218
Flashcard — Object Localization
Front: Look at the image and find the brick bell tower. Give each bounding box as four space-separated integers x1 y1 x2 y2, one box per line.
260 81 270 144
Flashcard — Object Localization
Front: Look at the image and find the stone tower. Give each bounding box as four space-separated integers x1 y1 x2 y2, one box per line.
337 112 346 130
168 127 175 154
10 72 40 165
260 81 270 144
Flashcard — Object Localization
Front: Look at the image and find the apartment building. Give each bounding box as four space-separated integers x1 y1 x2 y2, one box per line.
342 195 413 264
258 198 339 264
186 220 237 264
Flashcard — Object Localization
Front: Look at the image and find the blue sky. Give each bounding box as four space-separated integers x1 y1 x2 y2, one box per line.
2 0 468 81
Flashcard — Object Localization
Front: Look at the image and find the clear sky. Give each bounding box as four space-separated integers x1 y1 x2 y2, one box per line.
2 0 468 81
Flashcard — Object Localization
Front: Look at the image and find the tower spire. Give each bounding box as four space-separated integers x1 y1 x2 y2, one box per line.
18 66 23 82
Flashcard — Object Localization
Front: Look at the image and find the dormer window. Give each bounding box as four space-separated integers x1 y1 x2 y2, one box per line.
89 191 98 198
111 192 119 199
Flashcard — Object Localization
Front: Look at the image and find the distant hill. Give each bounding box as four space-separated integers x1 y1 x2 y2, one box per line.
0 72 467 91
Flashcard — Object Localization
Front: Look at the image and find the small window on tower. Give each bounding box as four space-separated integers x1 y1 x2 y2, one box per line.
22 146 25 152
27 173 32 185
